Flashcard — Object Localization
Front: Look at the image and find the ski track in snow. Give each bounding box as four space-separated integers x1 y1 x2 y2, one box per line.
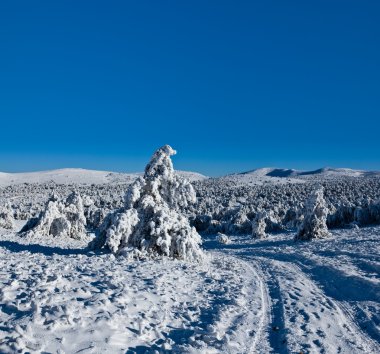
204 226 380 354
0 226 379 353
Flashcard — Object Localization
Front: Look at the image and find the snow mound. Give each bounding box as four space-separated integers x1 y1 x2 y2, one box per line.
90 145 203 261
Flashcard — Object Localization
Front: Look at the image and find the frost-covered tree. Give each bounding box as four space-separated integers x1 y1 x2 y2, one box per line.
20 191 87 239
295 187 331 241
252 211 268 239
0 201 15 229
90 145 203 261
216 232 230 244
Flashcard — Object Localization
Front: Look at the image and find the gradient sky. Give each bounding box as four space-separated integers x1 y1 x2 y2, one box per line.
0 1 379 176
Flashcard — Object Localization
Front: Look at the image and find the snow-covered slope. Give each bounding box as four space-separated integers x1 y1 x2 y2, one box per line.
0 168 207 187
238 167 380 178
0 167 377 188
218 167 380 186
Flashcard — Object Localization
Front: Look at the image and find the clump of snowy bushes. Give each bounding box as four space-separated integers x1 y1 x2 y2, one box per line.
295 187 331 241
20 191 87 239
0 200 15 229
90 145 203 261
2 161 380 239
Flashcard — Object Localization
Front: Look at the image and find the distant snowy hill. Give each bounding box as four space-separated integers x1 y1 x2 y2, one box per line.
0 167 378 188
235 167 380 179
215 167 380 186
0 168 208 187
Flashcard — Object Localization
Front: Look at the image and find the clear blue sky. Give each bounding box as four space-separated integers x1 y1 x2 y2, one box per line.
0 1 379 176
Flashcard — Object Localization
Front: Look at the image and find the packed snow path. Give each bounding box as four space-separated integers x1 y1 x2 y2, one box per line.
204 227 380 353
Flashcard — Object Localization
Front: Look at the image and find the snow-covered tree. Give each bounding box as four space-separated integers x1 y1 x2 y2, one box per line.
20 191 87 239
252 211 268 239
90 145 203 261
0 201 15 229
295 187 331 241
216 232 230 244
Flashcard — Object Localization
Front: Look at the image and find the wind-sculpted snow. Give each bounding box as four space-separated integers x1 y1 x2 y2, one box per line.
90 145 203 261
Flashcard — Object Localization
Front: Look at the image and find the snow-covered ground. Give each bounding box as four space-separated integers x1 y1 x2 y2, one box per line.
1 224 379 353
2 166 377 188
0 226 263 353
0 168 207 187
1 165 380 353
204 227 380 353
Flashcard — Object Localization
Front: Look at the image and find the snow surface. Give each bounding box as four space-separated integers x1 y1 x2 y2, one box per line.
1 223 379 353
1 165 380 353
1 166 377 188
0 226 262 353
0 168 207 187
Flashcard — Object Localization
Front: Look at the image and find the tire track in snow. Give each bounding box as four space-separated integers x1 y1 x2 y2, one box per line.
217 239 380 354
204 253 270 354
247 260 286 354
253 257 379 353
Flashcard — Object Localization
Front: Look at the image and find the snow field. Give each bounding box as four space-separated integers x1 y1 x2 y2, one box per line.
0 231 264 353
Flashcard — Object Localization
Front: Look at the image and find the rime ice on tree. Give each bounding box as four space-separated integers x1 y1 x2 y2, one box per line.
20 191 87 239
90 145 203 261
0 201 15 230
295 187 331 241
251 211 268 239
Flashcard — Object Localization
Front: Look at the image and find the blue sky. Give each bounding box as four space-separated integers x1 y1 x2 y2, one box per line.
0 1 379 176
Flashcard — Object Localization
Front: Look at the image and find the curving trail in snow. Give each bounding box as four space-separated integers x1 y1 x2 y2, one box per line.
206 226 380 353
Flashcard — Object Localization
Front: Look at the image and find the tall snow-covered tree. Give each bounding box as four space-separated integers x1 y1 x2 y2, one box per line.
90 145 203 261
295 187 331 241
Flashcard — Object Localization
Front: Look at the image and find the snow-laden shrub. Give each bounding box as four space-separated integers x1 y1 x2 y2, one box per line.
20 191 87 239
225 207 252 234
252 211 268 239
190 214 212 232
0 201 15 229
216 232 230 244
295 187 331 241
90 145 203 261
369 199 380 223
86 205 110 230
282 207 303 230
